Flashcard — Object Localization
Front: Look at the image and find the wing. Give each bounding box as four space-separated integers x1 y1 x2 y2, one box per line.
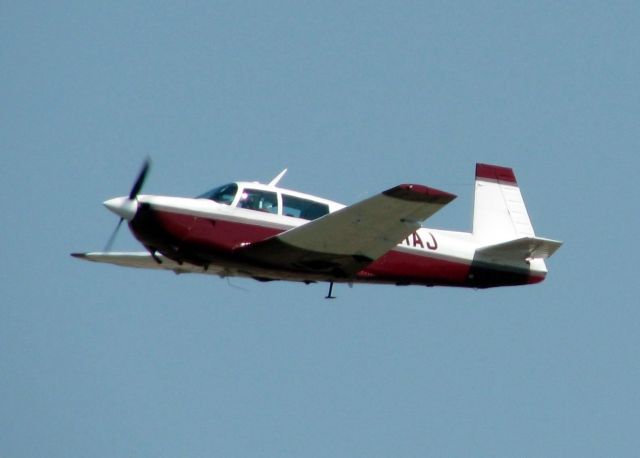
237 184 456 277
72 252 333 283
71 252 208 274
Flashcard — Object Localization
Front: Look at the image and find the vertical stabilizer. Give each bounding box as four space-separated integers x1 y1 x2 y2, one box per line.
473 164 535 244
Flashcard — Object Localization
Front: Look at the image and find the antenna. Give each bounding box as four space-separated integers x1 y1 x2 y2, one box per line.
268 168 288 186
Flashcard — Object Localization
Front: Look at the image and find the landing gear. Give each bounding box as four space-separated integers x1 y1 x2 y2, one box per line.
151 250 163 264
325 281 336 299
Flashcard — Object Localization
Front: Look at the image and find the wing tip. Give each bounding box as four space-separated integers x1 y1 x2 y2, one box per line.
384 184 456 204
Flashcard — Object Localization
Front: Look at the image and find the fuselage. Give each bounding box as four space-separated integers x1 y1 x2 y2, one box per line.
122 180 547 288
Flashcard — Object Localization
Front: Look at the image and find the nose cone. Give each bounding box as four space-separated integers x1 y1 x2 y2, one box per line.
103 196 138 220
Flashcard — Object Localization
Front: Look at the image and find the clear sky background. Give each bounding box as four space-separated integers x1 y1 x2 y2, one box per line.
2 1 639 456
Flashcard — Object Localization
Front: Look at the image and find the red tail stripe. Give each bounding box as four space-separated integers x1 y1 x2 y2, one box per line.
475 163 517 185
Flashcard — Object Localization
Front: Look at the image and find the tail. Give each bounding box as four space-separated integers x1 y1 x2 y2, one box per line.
473 163 561 264
473 163 536 243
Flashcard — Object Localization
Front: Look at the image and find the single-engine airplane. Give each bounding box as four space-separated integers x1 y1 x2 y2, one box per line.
72 161 562 297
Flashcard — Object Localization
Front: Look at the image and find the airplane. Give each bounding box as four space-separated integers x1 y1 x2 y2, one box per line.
72 160 562 297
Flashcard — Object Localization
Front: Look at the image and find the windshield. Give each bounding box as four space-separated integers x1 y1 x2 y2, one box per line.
197 183 238 205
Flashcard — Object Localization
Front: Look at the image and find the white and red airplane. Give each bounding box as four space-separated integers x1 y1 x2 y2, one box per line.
73 161 561 296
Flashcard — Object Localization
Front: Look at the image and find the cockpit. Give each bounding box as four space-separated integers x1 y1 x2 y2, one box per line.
197 183 331 221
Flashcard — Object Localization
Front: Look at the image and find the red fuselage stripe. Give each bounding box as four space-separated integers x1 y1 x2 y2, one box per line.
131 208 542 288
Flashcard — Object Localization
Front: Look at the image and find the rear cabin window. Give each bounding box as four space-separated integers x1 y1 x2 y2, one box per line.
197 183 238 205
282 194 329 220
237 189 278 214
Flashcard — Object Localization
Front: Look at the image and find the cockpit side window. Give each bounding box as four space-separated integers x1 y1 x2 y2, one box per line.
282 194 329 220
197 183 238 205
237 189 278 214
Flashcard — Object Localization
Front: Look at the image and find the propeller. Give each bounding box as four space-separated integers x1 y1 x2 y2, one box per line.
103 158 151 251
104 217 125 252
128 158 151 200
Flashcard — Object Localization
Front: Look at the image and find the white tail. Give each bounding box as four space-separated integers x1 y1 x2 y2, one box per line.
473 163 562 266
473 163 536 244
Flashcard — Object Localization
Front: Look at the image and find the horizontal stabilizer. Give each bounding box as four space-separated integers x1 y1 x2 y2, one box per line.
477 237 563 261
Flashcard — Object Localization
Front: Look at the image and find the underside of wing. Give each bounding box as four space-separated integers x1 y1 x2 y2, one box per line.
71 252 207 274
237 184 456 277
72 252 345 283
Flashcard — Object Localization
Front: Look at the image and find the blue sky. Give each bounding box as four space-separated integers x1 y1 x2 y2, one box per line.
2 1 639 456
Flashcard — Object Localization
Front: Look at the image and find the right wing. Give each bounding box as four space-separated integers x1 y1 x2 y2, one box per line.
238 184 456 277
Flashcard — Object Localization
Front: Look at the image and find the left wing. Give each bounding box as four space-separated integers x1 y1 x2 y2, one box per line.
71 252 207 274
71 252 336 282
238 184 456 277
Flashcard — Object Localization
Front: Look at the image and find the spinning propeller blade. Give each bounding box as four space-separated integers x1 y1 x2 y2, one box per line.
129 158 151 200
104 218 124 252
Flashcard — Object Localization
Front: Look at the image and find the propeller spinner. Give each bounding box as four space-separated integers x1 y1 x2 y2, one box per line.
103 158 151 251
